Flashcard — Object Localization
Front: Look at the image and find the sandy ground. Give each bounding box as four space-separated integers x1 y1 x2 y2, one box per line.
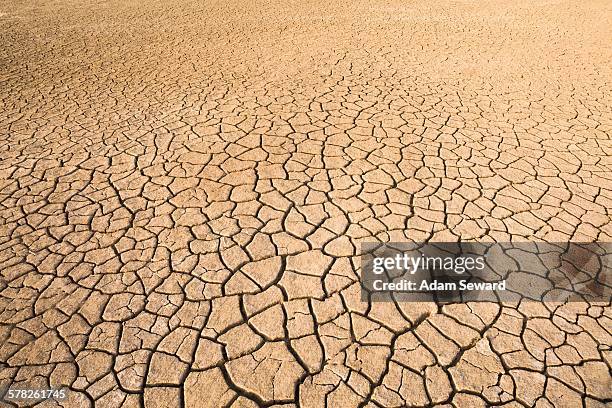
1 0 611 406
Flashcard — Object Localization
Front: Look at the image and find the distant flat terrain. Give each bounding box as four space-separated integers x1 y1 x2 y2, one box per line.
1 0 611 406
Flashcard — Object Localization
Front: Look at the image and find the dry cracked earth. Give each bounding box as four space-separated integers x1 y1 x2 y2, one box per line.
1 0 612 407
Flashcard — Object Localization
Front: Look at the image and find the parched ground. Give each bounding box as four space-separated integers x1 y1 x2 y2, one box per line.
1 0 611 407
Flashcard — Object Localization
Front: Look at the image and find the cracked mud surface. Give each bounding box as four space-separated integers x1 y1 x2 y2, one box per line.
1 0 612 406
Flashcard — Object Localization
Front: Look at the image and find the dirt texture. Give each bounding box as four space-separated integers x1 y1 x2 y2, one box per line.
1 0 611 407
